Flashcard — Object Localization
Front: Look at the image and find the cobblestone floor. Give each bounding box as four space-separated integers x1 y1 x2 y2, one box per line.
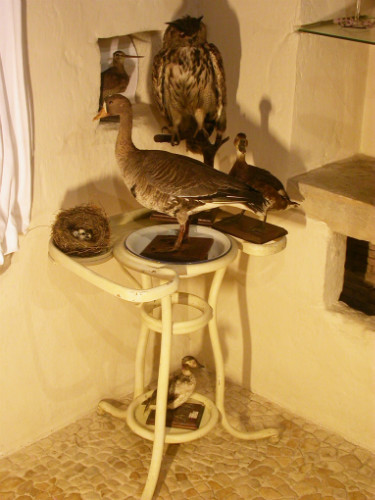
0 375 374 500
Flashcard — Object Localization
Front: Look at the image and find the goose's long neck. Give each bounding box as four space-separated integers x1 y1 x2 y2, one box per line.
116 108 137 158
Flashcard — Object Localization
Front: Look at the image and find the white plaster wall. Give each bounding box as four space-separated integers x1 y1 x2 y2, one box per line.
200 0 375 451
362 0 375 144
0 0 200 457
361 50 375 155
1 0 374 457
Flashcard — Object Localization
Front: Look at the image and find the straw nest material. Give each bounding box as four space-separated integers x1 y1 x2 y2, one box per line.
52 204 111 257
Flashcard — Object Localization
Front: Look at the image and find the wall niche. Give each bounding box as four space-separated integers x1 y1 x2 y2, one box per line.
97 31 162 120
340 237 375 316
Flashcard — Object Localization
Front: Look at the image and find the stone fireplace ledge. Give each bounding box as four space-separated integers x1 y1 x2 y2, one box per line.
290 156 375 243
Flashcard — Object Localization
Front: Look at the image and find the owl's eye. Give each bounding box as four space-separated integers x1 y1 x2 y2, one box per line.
179 32 186 38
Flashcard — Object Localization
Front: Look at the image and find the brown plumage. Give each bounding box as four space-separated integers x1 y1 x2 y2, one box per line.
94 95 270 250
99 50 142 109
152 15 227 164
229 133 298 221
143 356 204 413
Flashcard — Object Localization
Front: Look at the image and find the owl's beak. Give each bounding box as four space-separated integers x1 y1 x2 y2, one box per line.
93 102 108 120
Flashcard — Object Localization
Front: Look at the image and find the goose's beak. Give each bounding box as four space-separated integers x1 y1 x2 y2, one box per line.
93 102 108 120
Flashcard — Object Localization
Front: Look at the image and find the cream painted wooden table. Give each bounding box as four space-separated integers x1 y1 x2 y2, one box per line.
48 208 286 500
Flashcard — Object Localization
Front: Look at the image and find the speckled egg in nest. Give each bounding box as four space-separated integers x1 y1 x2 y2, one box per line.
52 204 111 257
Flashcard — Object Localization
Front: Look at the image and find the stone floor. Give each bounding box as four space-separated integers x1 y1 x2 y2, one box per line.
0 374 374 500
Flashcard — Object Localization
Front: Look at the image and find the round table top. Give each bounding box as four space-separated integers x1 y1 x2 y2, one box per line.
110 210 287 277
48 209 287 297
113 223 239 278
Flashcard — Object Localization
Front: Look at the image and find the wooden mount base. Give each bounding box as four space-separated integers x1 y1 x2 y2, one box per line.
141 235 214 262
213 214 287 244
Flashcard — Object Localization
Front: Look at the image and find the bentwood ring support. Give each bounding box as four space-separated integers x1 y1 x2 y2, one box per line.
48 208 286 500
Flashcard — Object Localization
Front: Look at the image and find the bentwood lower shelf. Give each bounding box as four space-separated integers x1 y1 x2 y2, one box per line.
48 208 287 500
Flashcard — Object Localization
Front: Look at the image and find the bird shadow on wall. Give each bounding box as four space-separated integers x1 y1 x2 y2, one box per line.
60 175 142 217
201 0 306 179
150 0 307 180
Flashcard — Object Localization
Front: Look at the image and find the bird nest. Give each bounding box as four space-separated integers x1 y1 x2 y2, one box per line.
51 204 111 257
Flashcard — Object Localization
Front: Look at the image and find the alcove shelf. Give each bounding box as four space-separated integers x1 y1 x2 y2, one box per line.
289 156 375 244
298 18 375 45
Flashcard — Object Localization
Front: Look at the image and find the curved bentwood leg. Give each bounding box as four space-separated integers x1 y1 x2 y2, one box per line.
208 267 279 441
141 294 173 500
133 274 154 398
97 275 154 418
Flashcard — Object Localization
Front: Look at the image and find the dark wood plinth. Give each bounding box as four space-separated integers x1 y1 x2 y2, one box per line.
146 402 205 430
140 235 214 262
213 214 287 244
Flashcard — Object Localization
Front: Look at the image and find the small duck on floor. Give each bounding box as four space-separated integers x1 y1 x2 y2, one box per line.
143 356 204 413
229 132 298 222
94 95 271 250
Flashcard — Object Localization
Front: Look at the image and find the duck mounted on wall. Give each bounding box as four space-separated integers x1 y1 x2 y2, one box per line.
94 94 270 250
143 356 204 413
229 132 298 222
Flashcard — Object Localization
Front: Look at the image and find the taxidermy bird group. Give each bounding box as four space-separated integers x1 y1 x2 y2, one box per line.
95 94 269 250
94 15 298 250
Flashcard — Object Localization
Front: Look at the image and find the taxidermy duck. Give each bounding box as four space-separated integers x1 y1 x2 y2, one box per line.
143 356 204 413
94 95 270 250
99 50 143 109
229 132 298 222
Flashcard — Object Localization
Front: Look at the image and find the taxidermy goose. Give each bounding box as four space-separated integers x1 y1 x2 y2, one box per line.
229 133 298 222
94 95 270 249
99 50 143 109
143 356 204 413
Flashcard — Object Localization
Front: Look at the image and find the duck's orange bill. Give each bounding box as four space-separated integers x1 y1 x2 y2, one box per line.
93 103 108 120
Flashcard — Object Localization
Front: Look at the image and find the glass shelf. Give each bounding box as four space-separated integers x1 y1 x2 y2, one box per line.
298 18 375 45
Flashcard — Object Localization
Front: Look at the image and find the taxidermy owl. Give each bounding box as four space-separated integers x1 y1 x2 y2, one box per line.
152 15 227 166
